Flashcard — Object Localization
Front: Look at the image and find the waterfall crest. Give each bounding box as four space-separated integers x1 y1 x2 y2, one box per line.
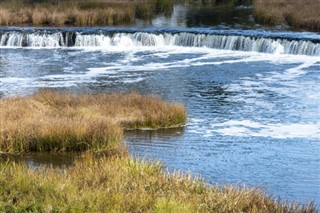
1 31 319 56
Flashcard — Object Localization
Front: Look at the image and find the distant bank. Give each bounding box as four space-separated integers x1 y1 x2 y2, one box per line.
254 0 320 31
0 0 173 26
0 0 319 31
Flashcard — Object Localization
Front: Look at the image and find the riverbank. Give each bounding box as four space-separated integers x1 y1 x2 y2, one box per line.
253 0 320 31
2 0 319 31
0 91 317 212
0 155 316 212
0 0 173 26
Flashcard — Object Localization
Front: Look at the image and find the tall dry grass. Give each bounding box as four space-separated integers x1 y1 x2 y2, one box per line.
0 156 316 212
254 0 320 31
0 90 186 153
0 0 173 26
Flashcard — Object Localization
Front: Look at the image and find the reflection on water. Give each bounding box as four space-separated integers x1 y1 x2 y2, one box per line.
24 153 77 170
151 4 256 29
125 127 185 141
0 153 78 170
185 5 255 29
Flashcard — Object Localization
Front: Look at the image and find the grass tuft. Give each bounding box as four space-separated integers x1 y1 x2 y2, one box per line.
0 90 186 153
254 0 320 31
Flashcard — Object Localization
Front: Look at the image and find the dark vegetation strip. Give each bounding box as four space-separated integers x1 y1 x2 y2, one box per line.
0 0 174 26
2 0 319 31
253 0 320 31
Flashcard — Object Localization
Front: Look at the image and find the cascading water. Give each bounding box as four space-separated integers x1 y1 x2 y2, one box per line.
1 30 320 56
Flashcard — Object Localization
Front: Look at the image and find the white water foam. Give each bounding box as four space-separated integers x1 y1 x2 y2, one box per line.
193 54 319 139
209 120 320 139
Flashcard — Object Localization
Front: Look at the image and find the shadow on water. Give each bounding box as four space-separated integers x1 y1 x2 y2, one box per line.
0 152 79 169
150 2 258 30
185 4 255 29
125 127 185 141
0 128 185 169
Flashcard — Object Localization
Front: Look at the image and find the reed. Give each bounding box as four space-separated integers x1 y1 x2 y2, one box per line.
0 90 186 153
254 0 320 31
0 156 316 212
0 0 173 26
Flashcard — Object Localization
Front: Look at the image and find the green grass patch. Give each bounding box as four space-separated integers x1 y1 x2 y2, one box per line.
0 156 316 212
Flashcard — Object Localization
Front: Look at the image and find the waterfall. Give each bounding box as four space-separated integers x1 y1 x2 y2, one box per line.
0 30 319 56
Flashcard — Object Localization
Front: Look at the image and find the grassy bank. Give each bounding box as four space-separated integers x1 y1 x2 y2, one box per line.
0 91 316 212
0 90 186 153
0 156 316 212
254 0 320 31
0 0 173 26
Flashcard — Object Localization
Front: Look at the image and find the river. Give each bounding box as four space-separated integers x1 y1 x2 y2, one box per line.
0 4 319 205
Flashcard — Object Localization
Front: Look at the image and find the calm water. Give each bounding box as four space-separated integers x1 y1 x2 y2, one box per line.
148 4 257 29
0 4 320 205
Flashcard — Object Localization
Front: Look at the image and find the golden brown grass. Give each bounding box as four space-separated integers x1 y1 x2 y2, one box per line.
0 156 316 212
0 0 173 26
0 90 186 153
254 0 320 31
